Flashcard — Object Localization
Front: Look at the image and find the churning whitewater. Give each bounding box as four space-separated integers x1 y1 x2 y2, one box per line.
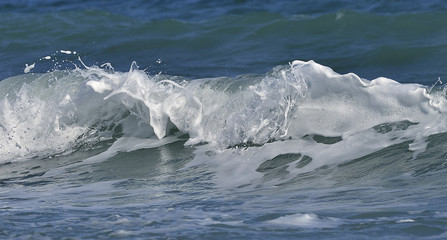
2 57 447 239
3 1 447 239
1 60 447 177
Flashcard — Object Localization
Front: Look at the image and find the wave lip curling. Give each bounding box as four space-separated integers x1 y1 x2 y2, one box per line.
1 60 446 164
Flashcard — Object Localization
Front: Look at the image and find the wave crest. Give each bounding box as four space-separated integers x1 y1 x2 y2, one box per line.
0 60 446 163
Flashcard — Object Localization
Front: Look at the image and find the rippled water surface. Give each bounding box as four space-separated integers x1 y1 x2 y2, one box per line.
1 1 447 239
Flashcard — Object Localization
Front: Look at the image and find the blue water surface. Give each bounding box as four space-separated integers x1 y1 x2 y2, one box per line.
1 0 447 82
2 1 447 239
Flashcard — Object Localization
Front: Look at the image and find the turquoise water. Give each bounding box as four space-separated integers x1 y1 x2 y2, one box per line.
1 1 447 239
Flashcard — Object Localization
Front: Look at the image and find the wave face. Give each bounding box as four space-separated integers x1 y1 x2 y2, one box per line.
2 60 446 166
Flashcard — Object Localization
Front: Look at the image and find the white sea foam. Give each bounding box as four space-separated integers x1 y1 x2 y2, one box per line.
268 213 341 228
24 63 35 73
1 60 447 176
60 50 73 54
397 219 415 223
188 61 447 188
81 135 182 164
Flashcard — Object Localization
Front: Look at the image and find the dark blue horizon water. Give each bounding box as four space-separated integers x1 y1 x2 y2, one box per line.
1 0 447 83
2 1 447 239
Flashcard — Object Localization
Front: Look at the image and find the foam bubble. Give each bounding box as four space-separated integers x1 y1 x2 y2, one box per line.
268 213 341 228
397 219 416 223
60 50 72 54
24 63 35 73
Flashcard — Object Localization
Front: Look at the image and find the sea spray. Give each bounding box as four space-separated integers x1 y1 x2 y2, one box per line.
1 60 447 168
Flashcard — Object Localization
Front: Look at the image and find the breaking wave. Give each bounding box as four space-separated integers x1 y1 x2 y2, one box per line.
1 59 446 168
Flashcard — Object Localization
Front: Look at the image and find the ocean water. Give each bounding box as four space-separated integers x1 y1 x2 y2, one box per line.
1 0 447 239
